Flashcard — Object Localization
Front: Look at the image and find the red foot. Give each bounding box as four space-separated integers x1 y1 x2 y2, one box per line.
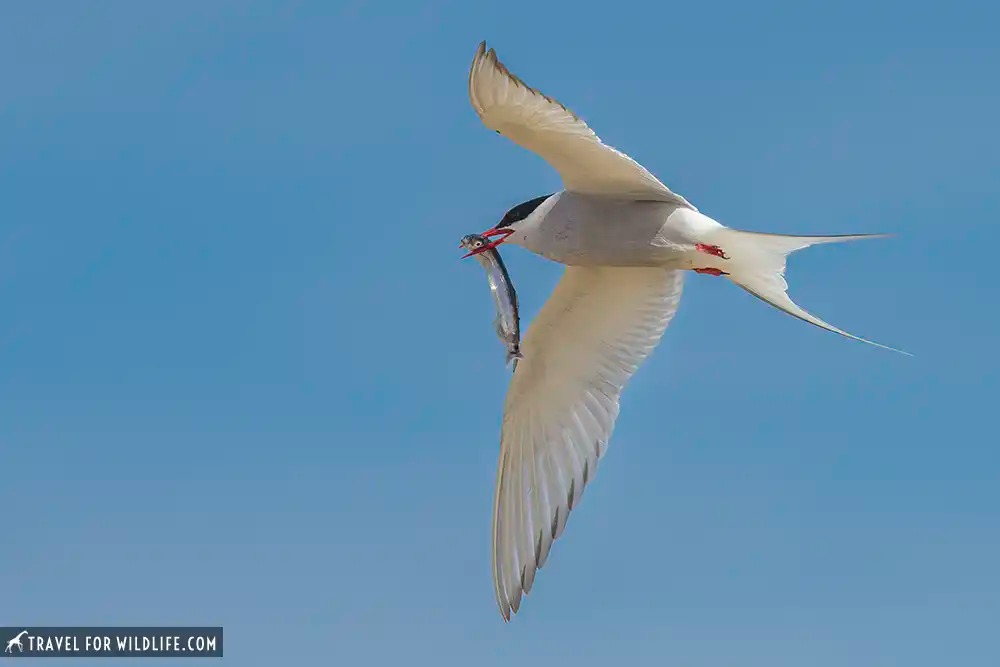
694 267 728 276
696 243 729 260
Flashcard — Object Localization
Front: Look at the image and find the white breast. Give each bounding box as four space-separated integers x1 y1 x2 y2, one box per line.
511 192 719 267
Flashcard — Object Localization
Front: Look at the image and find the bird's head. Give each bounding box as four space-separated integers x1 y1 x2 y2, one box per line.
463 193 554 258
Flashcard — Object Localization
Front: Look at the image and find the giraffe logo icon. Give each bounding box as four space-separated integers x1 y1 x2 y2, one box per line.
5 630 29 653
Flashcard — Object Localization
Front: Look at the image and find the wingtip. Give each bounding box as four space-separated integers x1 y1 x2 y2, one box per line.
469 42 487 111
473 40 496 66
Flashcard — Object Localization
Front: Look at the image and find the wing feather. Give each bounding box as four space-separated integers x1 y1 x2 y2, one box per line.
469 41 696 209
491 266 685 621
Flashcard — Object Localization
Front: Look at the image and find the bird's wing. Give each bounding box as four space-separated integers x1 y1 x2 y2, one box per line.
468 41 695 209
491 266 685 621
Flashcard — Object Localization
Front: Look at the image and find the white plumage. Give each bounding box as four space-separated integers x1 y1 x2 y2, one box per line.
466 40 905 622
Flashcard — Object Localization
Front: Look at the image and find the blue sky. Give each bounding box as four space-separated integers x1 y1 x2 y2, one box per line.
1 2 997 665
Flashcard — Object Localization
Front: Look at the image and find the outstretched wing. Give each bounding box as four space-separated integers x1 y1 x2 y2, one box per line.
492 266 685 620
468 41 696 209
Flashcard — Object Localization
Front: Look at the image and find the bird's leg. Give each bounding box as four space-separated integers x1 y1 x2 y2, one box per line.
696 243 729 259
693 267 729 276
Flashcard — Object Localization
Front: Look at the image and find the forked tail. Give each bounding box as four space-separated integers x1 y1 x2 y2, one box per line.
707 228 910 355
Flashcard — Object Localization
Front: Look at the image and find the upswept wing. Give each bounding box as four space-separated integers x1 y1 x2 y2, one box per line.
469 41 695 209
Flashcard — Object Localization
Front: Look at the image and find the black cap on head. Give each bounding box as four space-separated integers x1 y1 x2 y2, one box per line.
497 194 554 228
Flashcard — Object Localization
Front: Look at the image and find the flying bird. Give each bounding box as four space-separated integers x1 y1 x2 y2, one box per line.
464 40 905 622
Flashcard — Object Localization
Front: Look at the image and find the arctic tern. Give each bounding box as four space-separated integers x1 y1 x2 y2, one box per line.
463 40 906 622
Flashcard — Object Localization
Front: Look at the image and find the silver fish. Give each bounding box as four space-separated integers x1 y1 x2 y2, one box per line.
461 233 523 369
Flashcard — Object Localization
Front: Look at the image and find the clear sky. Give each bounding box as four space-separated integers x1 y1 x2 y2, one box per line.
1 2 997 665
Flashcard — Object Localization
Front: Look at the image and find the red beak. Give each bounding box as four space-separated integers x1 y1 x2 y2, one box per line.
461 227 515 258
